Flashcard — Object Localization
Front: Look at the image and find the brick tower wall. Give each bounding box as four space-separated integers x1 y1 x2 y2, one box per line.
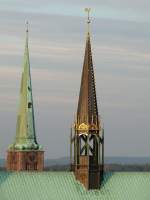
6 151 44 171
74 155 101 189
75 156 89 189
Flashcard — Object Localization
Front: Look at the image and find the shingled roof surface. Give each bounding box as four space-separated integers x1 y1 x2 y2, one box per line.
0 171 150 200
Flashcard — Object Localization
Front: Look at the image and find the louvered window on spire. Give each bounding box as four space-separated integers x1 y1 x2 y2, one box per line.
28 102 32 108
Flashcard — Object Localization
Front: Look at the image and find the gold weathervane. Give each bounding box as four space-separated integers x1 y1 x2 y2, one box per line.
85 8 91 33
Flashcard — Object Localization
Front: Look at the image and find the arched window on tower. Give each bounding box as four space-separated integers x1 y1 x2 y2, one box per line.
28 102 32 108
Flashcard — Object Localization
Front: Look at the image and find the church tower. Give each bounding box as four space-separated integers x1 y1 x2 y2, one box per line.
6 23 44 171
70 9 104 189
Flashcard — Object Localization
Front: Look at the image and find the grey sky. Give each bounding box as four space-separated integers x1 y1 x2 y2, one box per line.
0 0 150 158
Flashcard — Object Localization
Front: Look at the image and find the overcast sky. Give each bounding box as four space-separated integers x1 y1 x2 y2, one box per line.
0 0 150 159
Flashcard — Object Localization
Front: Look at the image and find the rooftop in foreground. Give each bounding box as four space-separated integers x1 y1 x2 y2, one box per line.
0 171 150 200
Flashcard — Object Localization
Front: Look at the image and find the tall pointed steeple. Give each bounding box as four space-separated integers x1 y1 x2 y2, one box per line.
77 14 98 126
9 22 39 150
6 23 44 171
12 22 39 150
70 9 104 190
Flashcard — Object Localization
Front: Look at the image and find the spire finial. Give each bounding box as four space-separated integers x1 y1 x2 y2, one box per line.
26 21 29 33
25 21 29 48
85 8 91 34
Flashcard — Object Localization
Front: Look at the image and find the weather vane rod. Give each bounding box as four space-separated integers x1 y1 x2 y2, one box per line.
85 8 91 33
26 21 29 32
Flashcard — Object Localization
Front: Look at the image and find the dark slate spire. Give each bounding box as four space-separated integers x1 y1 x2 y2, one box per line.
71 9 104 190
77 10 98 127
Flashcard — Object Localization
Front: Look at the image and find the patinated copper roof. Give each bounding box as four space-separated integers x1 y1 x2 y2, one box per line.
8 24 42 151
0 172 150 199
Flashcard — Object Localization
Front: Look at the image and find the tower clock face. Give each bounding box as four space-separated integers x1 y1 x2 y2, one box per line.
27 153 36 163
12 153 17 164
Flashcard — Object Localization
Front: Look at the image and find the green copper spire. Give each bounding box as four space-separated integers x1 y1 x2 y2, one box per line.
9 23 41 151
